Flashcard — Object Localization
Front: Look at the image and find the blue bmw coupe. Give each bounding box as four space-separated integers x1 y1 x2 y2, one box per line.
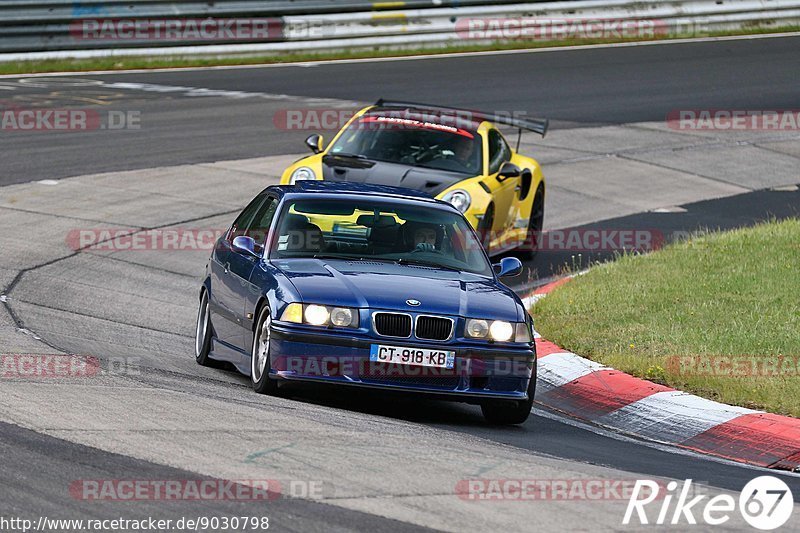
195 181 537 424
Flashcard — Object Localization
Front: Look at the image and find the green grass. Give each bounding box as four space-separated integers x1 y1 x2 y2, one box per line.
533 219 800 417
1 26 798 75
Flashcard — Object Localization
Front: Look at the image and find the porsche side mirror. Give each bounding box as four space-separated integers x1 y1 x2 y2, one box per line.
305 133 324 154
232 235 259 257
497 162 521 182
493 256 523 278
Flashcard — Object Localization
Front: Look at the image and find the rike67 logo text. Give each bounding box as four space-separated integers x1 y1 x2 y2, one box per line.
624 477 794 530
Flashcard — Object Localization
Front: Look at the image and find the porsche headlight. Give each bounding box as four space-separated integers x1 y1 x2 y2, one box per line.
442 189 471 213
279 303 358 328
289 166 316 184
466 319 528 342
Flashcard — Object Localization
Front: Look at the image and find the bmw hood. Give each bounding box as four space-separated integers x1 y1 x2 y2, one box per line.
273 259 523 322
321 155 470 197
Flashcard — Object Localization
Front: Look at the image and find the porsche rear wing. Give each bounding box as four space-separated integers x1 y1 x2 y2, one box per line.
374 98 549 138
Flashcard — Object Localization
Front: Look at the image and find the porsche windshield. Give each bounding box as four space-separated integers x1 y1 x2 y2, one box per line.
328 114 482 174
271 198 492 276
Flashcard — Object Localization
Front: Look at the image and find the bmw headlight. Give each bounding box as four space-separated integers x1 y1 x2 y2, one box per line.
289 167 316 184
466 319 530 342
442 189 471 213
279 303 358 328
304 304 329 326
489 321 514 342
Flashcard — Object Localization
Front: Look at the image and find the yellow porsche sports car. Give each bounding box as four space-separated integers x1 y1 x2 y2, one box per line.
280 100 548 257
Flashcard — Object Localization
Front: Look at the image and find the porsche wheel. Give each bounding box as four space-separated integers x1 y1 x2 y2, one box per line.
251 305 279 395
516 187 544 260
478 203 494 249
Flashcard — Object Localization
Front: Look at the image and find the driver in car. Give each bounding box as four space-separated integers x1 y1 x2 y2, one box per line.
402 222 444 252
450 136 478 173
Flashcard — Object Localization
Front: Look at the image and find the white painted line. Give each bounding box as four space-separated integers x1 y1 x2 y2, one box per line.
36 180 59 186
0 32 798 79
533 406 800 478
538 351 609 389
595 390 761 444
16 328 42 340
521 293 546 308
0 295 7 303
651 206 688 213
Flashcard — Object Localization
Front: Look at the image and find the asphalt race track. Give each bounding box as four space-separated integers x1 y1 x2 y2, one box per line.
1 35 799 531
2 35 800 185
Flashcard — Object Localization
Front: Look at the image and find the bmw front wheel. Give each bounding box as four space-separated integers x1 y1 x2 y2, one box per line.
481 373 536 425
195 290 213 366
251 306 279 395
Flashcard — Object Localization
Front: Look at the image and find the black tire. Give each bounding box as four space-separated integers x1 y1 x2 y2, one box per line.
480 373 536 425
516 187 544 260
194 290 214 366
478 203 495 250
251 305 279 395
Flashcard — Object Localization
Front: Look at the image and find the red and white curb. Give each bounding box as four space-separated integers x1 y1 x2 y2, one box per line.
524 277 800 472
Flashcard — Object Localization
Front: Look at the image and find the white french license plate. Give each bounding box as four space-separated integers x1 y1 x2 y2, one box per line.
369 344 455 369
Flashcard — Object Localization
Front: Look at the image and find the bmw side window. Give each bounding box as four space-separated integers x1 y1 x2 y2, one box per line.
245 197 279 249
228 194 267 242
488 129 510 174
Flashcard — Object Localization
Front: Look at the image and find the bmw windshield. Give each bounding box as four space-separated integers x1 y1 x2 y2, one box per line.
271 197 493 277
328 114 482 174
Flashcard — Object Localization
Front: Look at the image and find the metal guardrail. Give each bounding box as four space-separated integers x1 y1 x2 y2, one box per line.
0 0 798 59
0 0 516 22
0 0 522 52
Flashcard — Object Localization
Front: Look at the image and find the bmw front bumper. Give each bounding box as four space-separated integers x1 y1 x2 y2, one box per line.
268 322 536 401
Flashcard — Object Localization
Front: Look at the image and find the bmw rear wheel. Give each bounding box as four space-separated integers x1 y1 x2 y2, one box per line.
251 306 279 395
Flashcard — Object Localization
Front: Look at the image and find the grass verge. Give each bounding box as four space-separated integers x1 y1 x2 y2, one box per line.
533 219 800 417
1 26 798 75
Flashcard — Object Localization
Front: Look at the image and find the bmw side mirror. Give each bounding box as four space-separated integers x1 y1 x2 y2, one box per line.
497 162 521 182
305 133 324 154
494 256 523 278
232 235 259 257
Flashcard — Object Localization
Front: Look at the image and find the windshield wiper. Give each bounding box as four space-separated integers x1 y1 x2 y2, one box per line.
327 152 370 160
397 258 460 271
312 254 368 261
